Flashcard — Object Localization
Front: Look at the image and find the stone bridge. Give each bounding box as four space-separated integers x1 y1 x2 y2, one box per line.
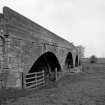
0 7 81 88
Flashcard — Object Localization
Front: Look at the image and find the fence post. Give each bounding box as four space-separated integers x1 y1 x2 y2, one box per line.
36 73 37 88
55 68 57 81
21 72 24 89
42 70 45 86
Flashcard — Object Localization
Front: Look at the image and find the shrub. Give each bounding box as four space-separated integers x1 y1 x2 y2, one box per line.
90 55 97 63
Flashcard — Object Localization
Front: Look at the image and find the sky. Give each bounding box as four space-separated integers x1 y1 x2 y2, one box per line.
0 0 105 57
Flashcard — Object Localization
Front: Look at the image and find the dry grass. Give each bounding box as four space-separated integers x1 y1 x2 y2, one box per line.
0 88 29 104
1 63 105 105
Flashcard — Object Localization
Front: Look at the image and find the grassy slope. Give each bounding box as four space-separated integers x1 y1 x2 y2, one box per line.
1 63 105 105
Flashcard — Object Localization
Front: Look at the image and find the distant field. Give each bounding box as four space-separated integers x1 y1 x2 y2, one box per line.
82 63 105 73
1 63 105 105
81 58 105 64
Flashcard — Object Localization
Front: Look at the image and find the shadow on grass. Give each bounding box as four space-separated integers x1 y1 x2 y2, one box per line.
0 83 58 104
0 88 30 104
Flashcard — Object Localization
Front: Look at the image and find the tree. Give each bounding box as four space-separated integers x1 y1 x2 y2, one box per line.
90 55 97 63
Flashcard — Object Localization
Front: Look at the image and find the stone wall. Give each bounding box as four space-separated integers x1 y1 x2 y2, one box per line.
5 35 43 87
0 6 79 88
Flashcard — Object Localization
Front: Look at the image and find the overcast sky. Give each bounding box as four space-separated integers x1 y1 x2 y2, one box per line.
0 0 105 57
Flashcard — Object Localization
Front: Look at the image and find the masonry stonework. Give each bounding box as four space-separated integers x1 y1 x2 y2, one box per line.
0 7 80 88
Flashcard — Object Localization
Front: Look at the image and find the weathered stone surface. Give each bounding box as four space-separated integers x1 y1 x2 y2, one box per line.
0 6 80 88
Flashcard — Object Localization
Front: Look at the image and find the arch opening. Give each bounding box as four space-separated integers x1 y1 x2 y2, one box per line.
65 52 73 69
75 55 78 67
28 52 61 81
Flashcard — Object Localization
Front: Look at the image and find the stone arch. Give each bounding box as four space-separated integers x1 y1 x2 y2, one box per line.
75 55 78 67
65 52 73 69
28 51 61 81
